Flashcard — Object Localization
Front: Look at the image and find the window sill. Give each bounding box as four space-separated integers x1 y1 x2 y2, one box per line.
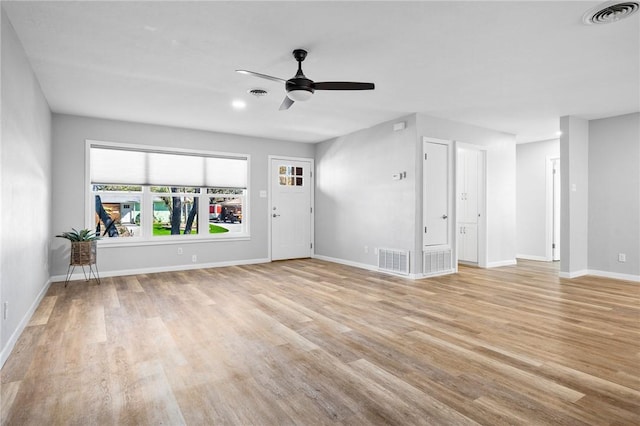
97 234 250 248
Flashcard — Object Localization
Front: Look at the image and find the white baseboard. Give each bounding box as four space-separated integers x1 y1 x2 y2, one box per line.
559 269 589 279
50 258 271 282
420 269 456 278
516 254 551 262
1 278 52 368
486 259 518 268
584 269 640 283
312 254 424 279
312 254 378 272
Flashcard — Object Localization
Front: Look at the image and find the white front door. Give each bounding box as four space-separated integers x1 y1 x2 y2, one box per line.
270 157 313 260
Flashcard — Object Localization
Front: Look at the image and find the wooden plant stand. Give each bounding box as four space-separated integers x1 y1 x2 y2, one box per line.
64 241 101 287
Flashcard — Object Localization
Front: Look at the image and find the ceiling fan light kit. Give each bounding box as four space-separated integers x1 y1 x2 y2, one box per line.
236 48 375 110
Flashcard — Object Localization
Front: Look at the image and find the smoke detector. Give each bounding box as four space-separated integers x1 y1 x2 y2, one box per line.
583 1 639 24
248 88 268 97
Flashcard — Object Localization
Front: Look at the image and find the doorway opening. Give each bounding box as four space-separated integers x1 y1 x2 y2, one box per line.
456 145 486 267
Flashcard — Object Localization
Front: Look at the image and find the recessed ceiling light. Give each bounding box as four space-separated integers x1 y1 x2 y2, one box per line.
232 100 246 110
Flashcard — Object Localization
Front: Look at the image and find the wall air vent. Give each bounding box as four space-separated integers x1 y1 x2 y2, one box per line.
378 248 409 275
583 1 639 24
423 249 452 277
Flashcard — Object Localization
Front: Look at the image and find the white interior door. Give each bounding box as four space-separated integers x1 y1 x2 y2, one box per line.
461 149 479 223
423 140 449 247
270 158 312 260
552 158 561 261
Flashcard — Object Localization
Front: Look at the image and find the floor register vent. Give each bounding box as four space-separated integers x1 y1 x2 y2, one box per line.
378 248 409 275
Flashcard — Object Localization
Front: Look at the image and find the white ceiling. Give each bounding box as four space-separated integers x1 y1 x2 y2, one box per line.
3 1 639 143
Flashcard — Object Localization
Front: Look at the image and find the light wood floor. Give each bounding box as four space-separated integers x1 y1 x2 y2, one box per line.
1 259 638 425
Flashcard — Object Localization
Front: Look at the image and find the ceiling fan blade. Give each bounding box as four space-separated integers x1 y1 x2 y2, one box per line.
236 70 286 84
313 81 375 91
279 96 294 110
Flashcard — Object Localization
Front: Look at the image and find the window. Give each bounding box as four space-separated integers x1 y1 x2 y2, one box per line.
87 141 249 242
279 165 304 186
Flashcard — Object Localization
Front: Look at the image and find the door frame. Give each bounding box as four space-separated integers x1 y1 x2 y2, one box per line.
455 142 487 268
546 156 561 261
268 155 315 261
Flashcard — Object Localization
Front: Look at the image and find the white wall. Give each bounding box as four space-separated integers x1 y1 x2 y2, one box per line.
560 116 589 277
314 114 418 272
416 114 517 268
1 8 52 366
51 114 314 277
588 113 639 279
516 139 559 260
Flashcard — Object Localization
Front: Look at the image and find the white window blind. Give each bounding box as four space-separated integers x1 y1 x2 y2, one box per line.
90 146 248 188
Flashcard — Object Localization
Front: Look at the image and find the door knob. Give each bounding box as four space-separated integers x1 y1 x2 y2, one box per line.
272 213 280 218
441 214 448 219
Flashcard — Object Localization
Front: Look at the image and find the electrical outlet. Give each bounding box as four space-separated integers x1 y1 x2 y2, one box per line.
618 253 626 262
177 247 183 255
192 255 197 263
374 247 378 255
3 302 8 320
364 245 369 254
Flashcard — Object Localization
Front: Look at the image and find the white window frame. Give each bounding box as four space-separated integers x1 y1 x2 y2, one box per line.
85 139 250 247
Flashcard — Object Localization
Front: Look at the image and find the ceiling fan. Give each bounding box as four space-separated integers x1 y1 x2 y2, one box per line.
236 49 375 110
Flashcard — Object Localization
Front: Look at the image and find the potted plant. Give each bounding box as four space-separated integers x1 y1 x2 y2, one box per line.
56 228 100 266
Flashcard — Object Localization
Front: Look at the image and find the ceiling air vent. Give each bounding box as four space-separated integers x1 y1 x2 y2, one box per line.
248 88 268 97
583 1 639 24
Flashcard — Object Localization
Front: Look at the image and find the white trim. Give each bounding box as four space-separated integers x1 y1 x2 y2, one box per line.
51 257 270 282
545 156 554 262
559 269 589 279
313 254 423 279
420 269 456 278
96 235 250 248
486 259 518 268
546 155 561 262
573 269 639 282
516 254 551 262
313 254 378 272
1 279 52 368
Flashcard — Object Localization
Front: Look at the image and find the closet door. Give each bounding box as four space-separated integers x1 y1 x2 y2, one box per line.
458 149 478 224
457 148 480 264
458 224 477 262
423 140 450 247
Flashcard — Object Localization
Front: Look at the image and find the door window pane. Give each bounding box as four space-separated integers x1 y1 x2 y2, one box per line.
279 165 304 186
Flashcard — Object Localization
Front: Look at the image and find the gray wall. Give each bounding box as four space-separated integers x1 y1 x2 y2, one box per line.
314 112 517 274
1 8 52 364
314 114 418 271
560 116 589 276
516 139 560 259
588 113 639 277
51 114 314 277
416 114 517 267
